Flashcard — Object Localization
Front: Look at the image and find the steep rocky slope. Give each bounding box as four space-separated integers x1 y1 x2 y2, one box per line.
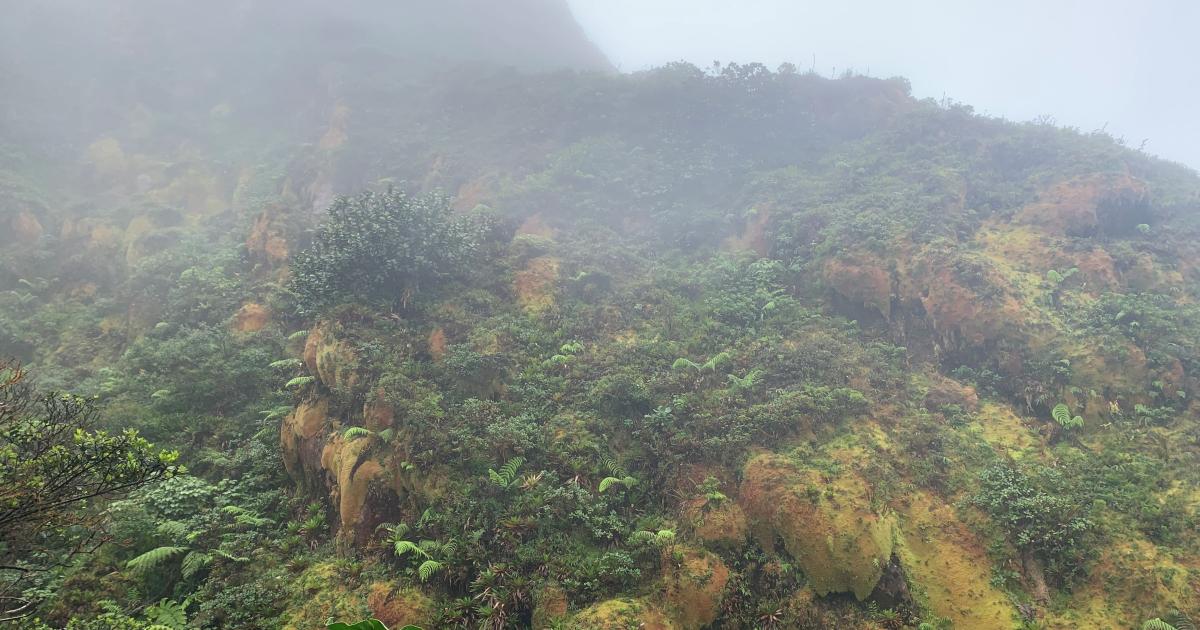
2 3 1199 629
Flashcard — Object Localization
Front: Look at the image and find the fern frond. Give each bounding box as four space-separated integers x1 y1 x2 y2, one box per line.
269 358 302 369
600 454 627 478
440 540 458 556
180 551 213 580
213 548 250 562
285 375 315 389
1051 403 1071 425
671 358 700 372
654 529 676 546
1166 612 1195 630
488 468 506 487
1143 620 1178 630
343 426 374 440
126 546 188 573
287 330 309 341
260 405 293 421
418 559 443 582
598 476 618 493
499 456 525 481
377 428 395 442
393 540 428 558
702 352 731 372
155 520 189 539
150 389 172 400
144 598 189 630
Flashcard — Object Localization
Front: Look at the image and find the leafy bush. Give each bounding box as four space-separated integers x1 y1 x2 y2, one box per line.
974 464 1098 584
290 189 490 316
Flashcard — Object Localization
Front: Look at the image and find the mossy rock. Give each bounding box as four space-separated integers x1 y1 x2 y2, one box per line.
303 322 360 390
663 546 730 630
566 597 677 630
739 453 895 600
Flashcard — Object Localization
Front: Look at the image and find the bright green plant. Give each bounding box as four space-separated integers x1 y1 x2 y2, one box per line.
379 522 455 583
672 351 731 374
285 375 315 389
1051 403 1084 430
488 456 526 488
144 598 189 629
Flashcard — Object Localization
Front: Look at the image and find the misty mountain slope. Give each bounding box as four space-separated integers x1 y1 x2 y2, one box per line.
1 4 1199 630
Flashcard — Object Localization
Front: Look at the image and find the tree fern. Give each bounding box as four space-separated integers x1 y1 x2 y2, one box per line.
179 551 212 580
285 375 315 389
727 369 763 391
1051 402 1083 429
671 358 700 372
418 559 443 582
700 351 731 372
127 546 188 574
599 475 637 493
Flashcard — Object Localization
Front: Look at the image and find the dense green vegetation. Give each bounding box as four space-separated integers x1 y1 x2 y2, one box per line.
3 2 1200 629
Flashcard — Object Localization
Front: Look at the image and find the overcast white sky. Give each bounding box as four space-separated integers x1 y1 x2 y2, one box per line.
568 0 1200 171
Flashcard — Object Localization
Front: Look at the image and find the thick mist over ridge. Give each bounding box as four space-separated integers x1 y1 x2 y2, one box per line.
569 0 1200 171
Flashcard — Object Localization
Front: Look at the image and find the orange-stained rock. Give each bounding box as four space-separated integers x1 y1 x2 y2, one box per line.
532 582 570 630
823 254 893 318
303 323 359 390
516 212 556 238
428 326 448 361
281 398 331 483
10 211 43 241
363 391 394 432
515 256 560 312
1073 248 1120 290
453 173 499 211
1015 173 1148 237
366 583 436 629
231 303 270 332
325 435 385 544
722 207 771 256
663 547 730 630
923 375 980 412
686 499 749 551
246 210 289 264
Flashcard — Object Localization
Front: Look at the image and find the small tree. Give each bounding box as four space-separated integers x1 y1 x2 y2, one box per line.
0 362 180 620
290 188 489 316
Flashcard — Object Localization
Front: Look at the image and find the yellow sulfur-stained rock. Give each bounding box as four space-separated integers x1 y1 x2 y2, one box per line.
739 453 895 600
566 598 677 630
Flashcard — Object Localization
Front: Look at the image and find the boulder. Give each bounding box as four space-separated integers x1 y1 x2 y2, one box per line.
739 453 895 600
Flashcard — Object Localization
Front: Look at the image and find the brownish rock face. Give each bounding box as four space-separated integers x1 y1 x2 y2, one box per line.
231 302 270 332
